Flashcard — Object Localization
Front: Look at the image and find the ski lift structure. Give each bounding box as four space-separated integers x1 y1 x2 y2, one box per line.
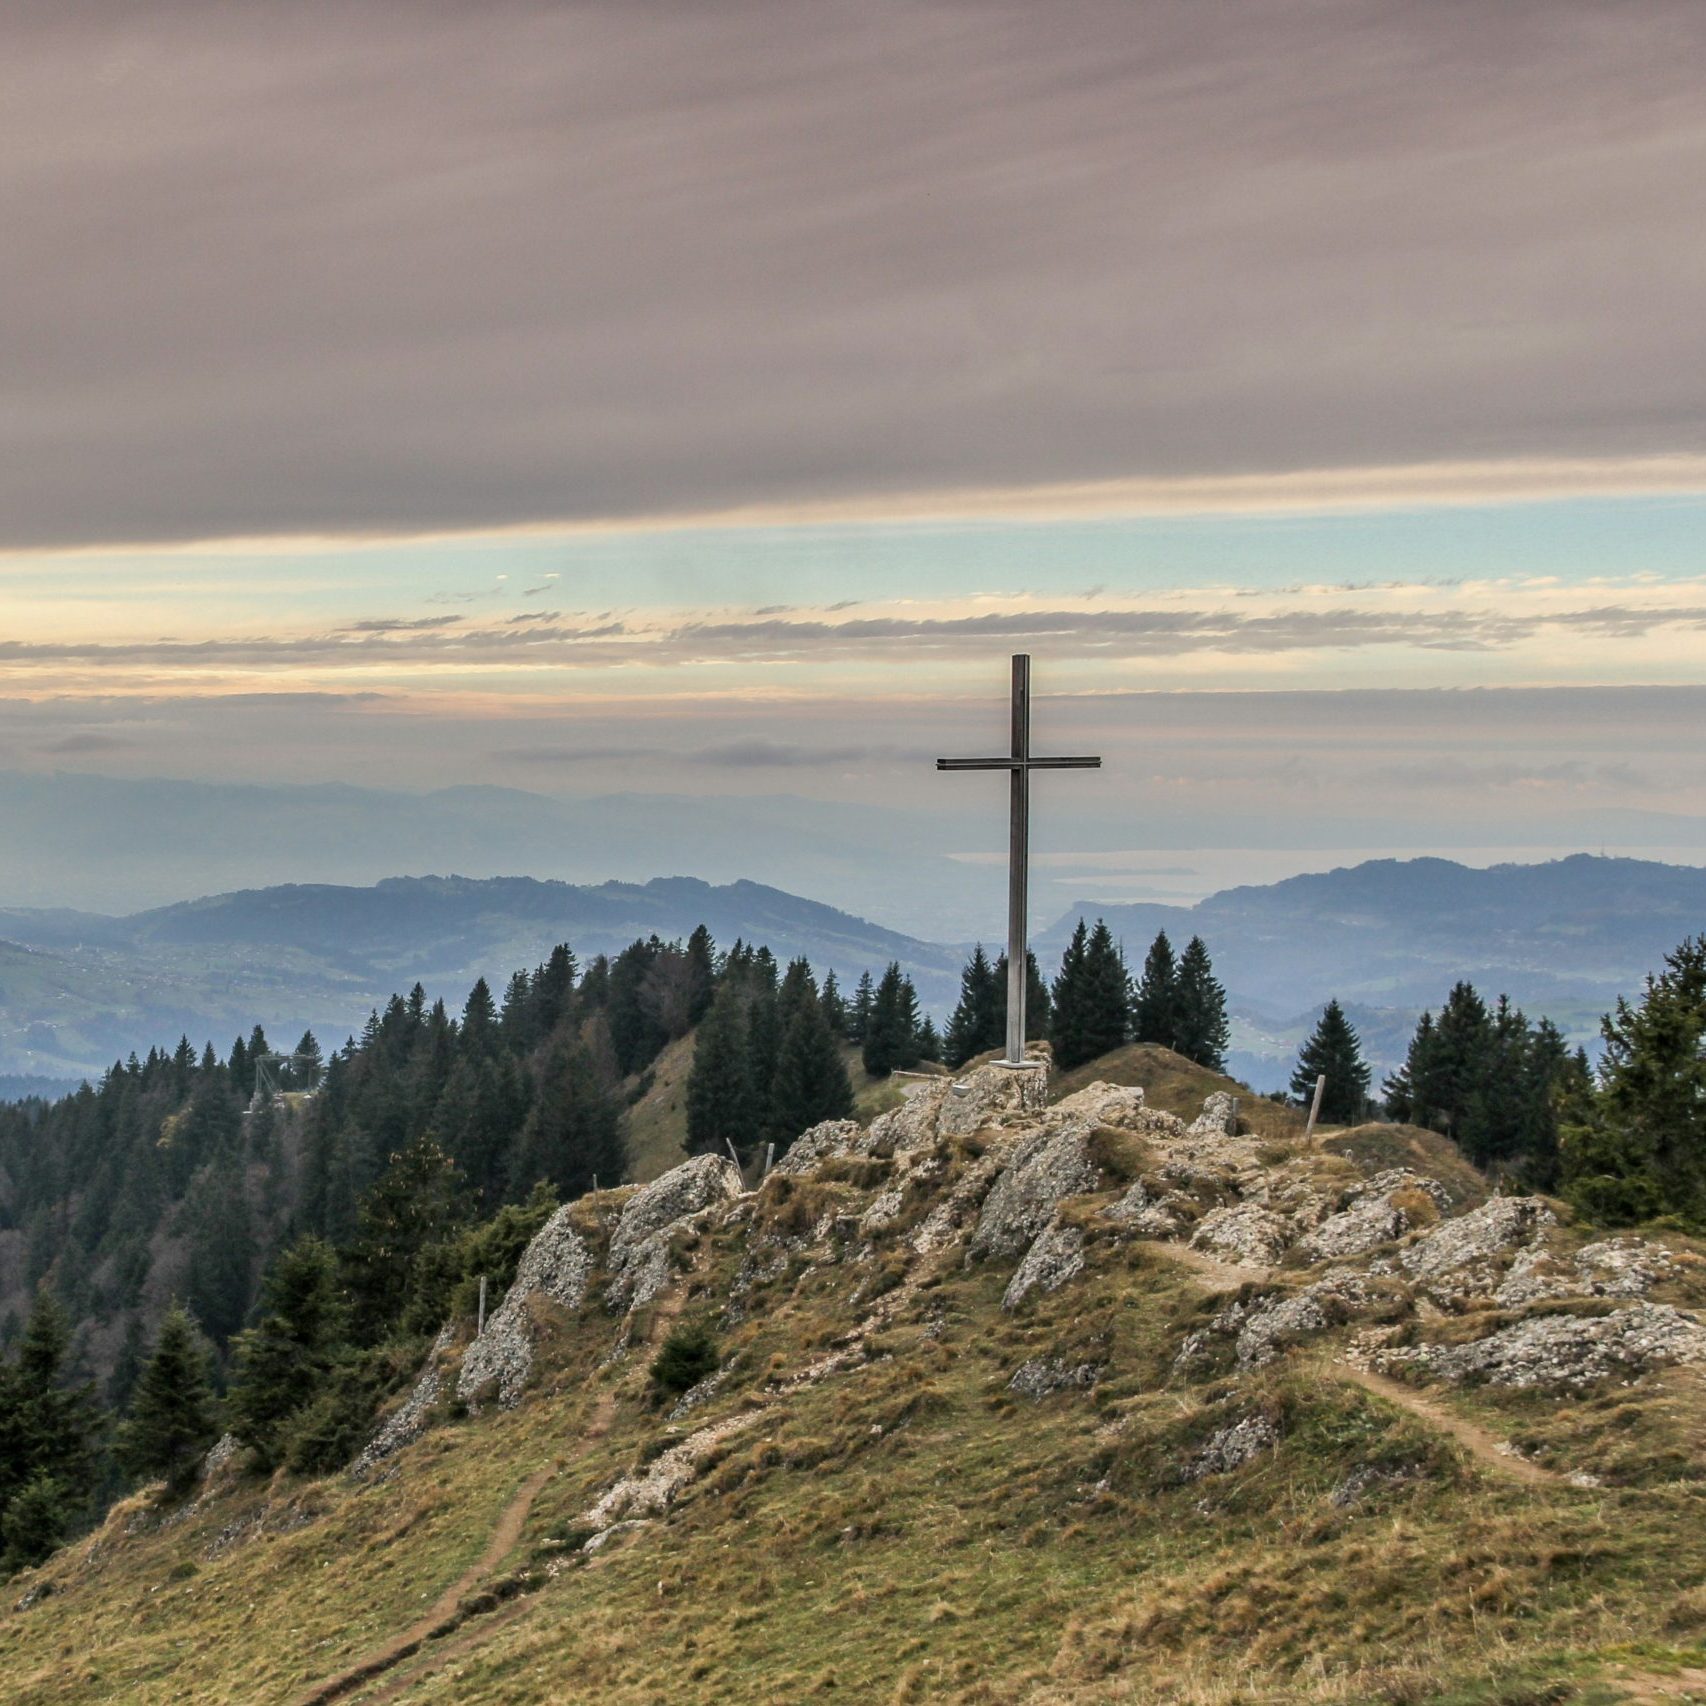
248 1050 319 1114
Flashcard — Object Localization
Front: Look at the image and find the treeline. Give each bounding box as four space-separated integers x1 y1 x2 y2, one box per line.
941 923 1230 1074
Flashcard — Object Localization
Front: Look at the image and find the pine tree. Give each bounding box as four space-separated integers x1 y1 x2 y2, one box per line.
1049 920 1092 1068
1130 931 1181 1048
945 945 1001 1067
229 1237 352 1469
182 1155 254 1349
770 997 855 1152
916 1014 943 1063
1173 936 1230 1070
1289 1000 1371 1124
119 1305 218 1495
1079 921 1130 1064
683 925 717 1027
862 963 921 1077
849 971 875 1043
686 987 753 1157
509 1033 624 1198
819 969 848 1039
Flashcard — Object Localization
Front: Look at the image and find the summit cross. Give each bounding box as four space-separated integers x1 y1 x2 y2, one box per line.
937 654 1101 1069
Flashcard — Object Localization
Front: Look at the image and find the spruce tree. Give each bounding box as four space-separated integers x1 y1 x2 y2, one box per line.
1289 1000 1371 1124
683 925 717 1027
862 963 921 1077
1079 921 1130 1064
1049 920 1092 1069
229 1237 351 1469
770 997 855 1152
849 971 875 1044
510 1034 625 1198
686 987 753 1157
819 969 848 1039
1130 931 1181 1048
1173 936 1230 1071
119 1305 219 1495
945 945 1002 1067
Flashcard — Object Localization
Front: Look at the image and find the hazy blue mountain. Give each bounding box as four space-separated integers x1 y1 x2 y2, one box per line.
1042 854 1706 1090
0 875 959 1081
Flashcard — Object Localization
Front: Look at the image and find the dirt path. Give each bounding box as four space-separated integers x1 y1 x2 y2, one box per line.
1145 1237 1269 1291
1331 1364 1560 1485
332 1284 694 1703
1602 1664 1706 1702
295 1462 554 1706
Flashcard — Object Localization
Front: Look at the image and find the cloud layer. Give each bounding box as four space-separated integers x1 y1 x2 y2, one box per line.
6 0 1706 545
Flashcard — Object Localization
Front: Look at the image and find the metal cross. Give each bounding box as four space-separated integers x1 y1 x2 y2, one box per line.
938 654 1101 1068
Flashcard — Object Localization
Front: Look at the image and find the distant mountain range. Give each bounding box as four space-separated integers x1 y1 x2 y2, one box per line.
1043 853 1706 1090
0 854 1698 1094
0 875 959 1084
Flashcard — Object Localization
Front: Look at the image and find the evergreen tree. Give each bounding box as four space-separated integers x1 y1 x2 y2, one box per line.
1130 930 1181 1048
1049 920 1092 1068
683 925 717 1027
118 1305 218 1495
342 1136 466 1343
849 971 876 1043
916 1014 943 1063
862 963 921 1077
685 987 753 1157
1289 1000 1371 1124
182 1155 254 1349
1078 921 1130 1065
993 950 1051 1047
1562 936 1706 1225
945 945 1002 1067
1173 936 1230 1071
770 997 855 1152
509 1034 624 1199
819 969 848 1039
292 1029 324 1089
529 944 578 1039
228 1237 351 1468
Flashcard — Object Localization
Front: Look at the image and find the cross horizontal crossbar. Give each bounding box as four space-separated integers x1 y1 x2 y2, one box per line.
936 756 1102 771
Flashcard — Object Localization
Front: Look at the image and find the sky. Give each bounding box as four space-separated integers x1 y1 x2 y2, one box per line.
4 0 1706 917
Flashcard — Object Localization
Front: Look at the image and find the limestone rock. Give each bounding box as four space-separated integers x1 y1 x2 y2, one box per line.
1002 1218 1086 1310
937 1058 1048 1139
1191 1202 1290 1268
1007 1356 1102 1400
1183 1413 1280 1480
1052 1080 1146 1128
1380 1301 1706 1391
459 1207 593 1408
1495 1236 1676 1307
582 1411 756 1538
1187 1091 1238 1138
357 1324 456 1468
1396 1195 1555 1292
969 1119 1101 1261
1302 1170 1449 1263
607 1154 743 1311
1208 1273 1377 1367
774 1119 861 1176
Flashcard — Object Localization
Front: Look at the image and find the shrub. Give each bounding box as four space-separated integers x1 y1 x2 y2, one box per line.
650 1319 719 1397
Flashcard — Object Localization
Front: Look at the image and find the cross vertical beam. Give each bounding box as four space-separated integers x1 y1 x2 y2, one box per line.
938 654 1101 1069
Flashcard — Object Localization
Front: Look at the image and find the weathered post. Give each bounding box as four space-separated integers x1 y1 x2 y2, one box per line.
477 1274 488 1337
762 1140 776 1180
1303 1073 1327 1141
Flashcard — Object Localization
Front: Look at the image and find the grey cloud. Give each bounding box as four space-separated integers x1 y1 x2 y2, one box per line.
692 740 928 768
36 731 136 754
5 1 1706 546
342 615 464 633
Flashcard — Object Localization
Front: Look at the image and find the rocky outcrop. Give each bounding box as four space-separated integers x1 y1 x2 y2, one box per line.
356 1325 456 1470
1002 1218 1086 1310
1301 1170 1450 1263
1395 1195 1556 1294
580 1411 757 1544
774 1119 862 1177
459 1208 594 1408
606 1154 744 1312
969 1119 1101 1261
1183 1414 1279 1480
1380 1301 1706 1391
1495 1237 1678 1307
1008 1356 1102 1400
1191 1202 1290 1268
1187 1091 1238 1138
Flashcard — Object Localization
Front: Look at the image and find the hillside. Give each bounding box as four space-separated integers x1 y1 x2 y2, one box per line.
8 1057 1706 1703
0 875 958 1080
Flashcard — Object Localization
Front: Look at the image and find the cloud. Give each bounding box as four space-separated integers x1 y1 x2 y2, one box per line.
35 732 135 755
5 1 1706 547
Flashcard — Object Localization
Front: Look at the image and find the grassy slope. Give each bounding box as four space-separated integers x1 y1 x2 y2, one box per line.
1050 1042 1307 1146
11 1080 1706 1703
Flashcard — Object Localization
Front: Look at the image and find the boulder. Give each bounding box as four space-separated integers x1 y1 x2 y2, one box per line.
1190 1202 1290 1268
774 1119 861 1177
1496 1236 1677 1307
969 1119 1101 1261
1380 1301 1706 1391
1002 1218 1087 1310
1397 1195 1556 1290
1008 1356 1102 1400
1187 1091 1238 1138
1301 1170 1449 1263
1182 1414 1279 1480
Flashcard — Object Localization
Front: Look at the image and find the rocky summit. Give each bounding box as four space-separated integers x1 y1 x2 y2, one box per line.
8 1054 1706 1705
